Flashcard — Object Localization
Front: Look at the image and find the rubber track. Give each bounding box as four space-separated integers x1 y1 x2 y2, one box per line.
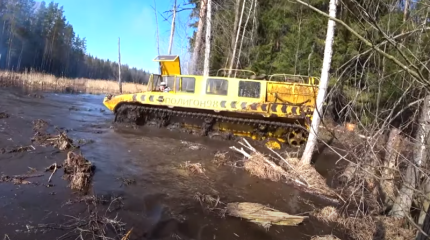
116 104 309 132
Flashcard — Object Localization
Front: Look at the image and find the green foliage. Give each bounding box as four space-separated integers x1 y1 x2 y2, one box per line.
0 0 149 83
187 0 428 126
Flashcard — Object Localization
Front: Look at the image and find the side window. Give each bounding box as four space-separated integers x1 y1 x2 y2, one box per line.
150 74 163 91
163 76 175 89
178 77 196 93
239 81 260 98
206 78 228 96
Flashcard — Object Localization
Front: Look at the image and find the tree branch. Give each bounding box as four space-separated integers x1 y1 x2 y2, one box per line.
294 0 430 90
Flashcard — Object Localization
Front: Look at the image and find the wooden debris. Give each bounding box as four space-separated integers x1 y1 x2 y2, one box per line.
0 112 9 119
181 161 205 174
48 163 58 183
1 145 35 154
226 202 307 229
311 236 341 240
63 151 95 191
117 176 136 186
32 130 74 150
45 163 62 172
230 138 342 203
0 173 44 185
32 119 48 132
121 228 133 240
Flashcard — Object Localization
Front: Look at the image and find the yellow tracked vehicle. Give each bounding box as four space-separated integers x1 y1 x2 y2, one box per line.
103 55 319 148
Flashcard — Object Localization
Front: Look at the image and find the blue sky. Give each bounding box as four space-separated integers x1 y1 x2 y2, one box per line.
54 0 194 73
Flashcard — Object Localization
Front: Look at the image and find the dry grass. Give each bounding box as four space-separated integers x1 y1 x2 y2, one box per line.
341 216 377 240
310 207 416 240
181 161 206 174
231 139 338 199
243 151 286 181
213 151 229 166
36 196 129 239
32 129 75 150
313 206 339 223
0 70 146 94
374 216 416 240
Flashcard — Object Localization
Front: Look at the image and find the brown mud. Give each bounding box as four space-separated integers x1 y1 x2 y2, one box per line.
0 87 349 239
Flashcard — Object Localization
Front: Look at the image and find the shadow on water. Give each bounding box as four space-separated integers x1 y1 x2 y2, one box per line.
0 88 349 239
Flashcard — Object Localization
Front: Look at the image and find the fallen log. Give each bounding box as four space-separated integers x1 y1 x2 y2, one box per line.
226 202 307 228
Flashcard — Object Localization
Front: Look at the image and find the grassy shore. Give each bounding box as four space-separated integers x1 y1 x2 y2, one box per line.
0 70 147 94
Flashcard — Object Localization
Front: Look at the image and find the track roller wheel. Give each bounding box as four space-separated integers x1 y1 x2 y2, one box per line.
201 117 215 136
287 128 308 147
258 123 268 131
264 138 282 150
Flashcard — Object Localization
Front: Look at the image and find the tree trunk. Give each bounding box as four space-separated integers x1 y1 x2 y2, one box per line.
418 178 430 226
390 95 430 218
301 0 338 165
203 0 212 76
153 0 160 56
190 0 207 75
381 127 401 207
17 43 24 71
402 0 410 34
235 0 255 74
226 0 241 69
417 200 430 240
118 37 122 94
168 0 177 55
228 0 246 77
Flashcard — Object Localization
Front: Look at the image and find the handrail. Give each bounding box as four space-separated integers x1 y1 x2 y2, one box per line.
216 68 256 77
268 74 320 84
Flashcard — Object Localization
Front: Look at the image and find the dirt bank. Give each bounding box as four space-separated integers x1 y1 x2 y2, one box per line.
0 87 348 239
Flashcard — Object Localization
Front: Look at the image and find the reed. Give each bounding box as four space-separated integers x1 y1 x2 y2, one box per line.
0 70 147 94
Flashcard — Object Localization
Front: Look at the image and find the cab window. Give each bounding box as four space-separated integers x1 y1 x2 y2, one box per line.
239 81 260 98
176 77 196 93
206 78 228 96
163 76 175 90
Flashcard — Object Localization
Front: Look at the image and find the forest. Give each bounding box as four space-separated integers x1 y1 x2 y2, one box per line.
0 0 151 83
188 0 428 127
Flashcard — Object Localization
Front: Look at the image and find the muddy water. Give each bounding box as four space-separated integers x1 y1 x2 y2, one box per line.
0 88 347 240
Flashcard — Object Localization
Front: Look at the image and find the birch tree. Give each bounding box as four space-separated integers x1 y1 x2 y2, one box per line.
190 0 207 74
228 0 245 76
225 0 241 69
301 0 338 165
153 0 160 56
168 0 177 55
203 0 212 76
235 0 255 72
390 96 430 218
118 37 122 93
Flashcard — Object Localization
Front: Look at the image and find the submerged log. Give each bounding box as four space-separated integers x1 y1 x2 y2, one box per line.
226 202 307 228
